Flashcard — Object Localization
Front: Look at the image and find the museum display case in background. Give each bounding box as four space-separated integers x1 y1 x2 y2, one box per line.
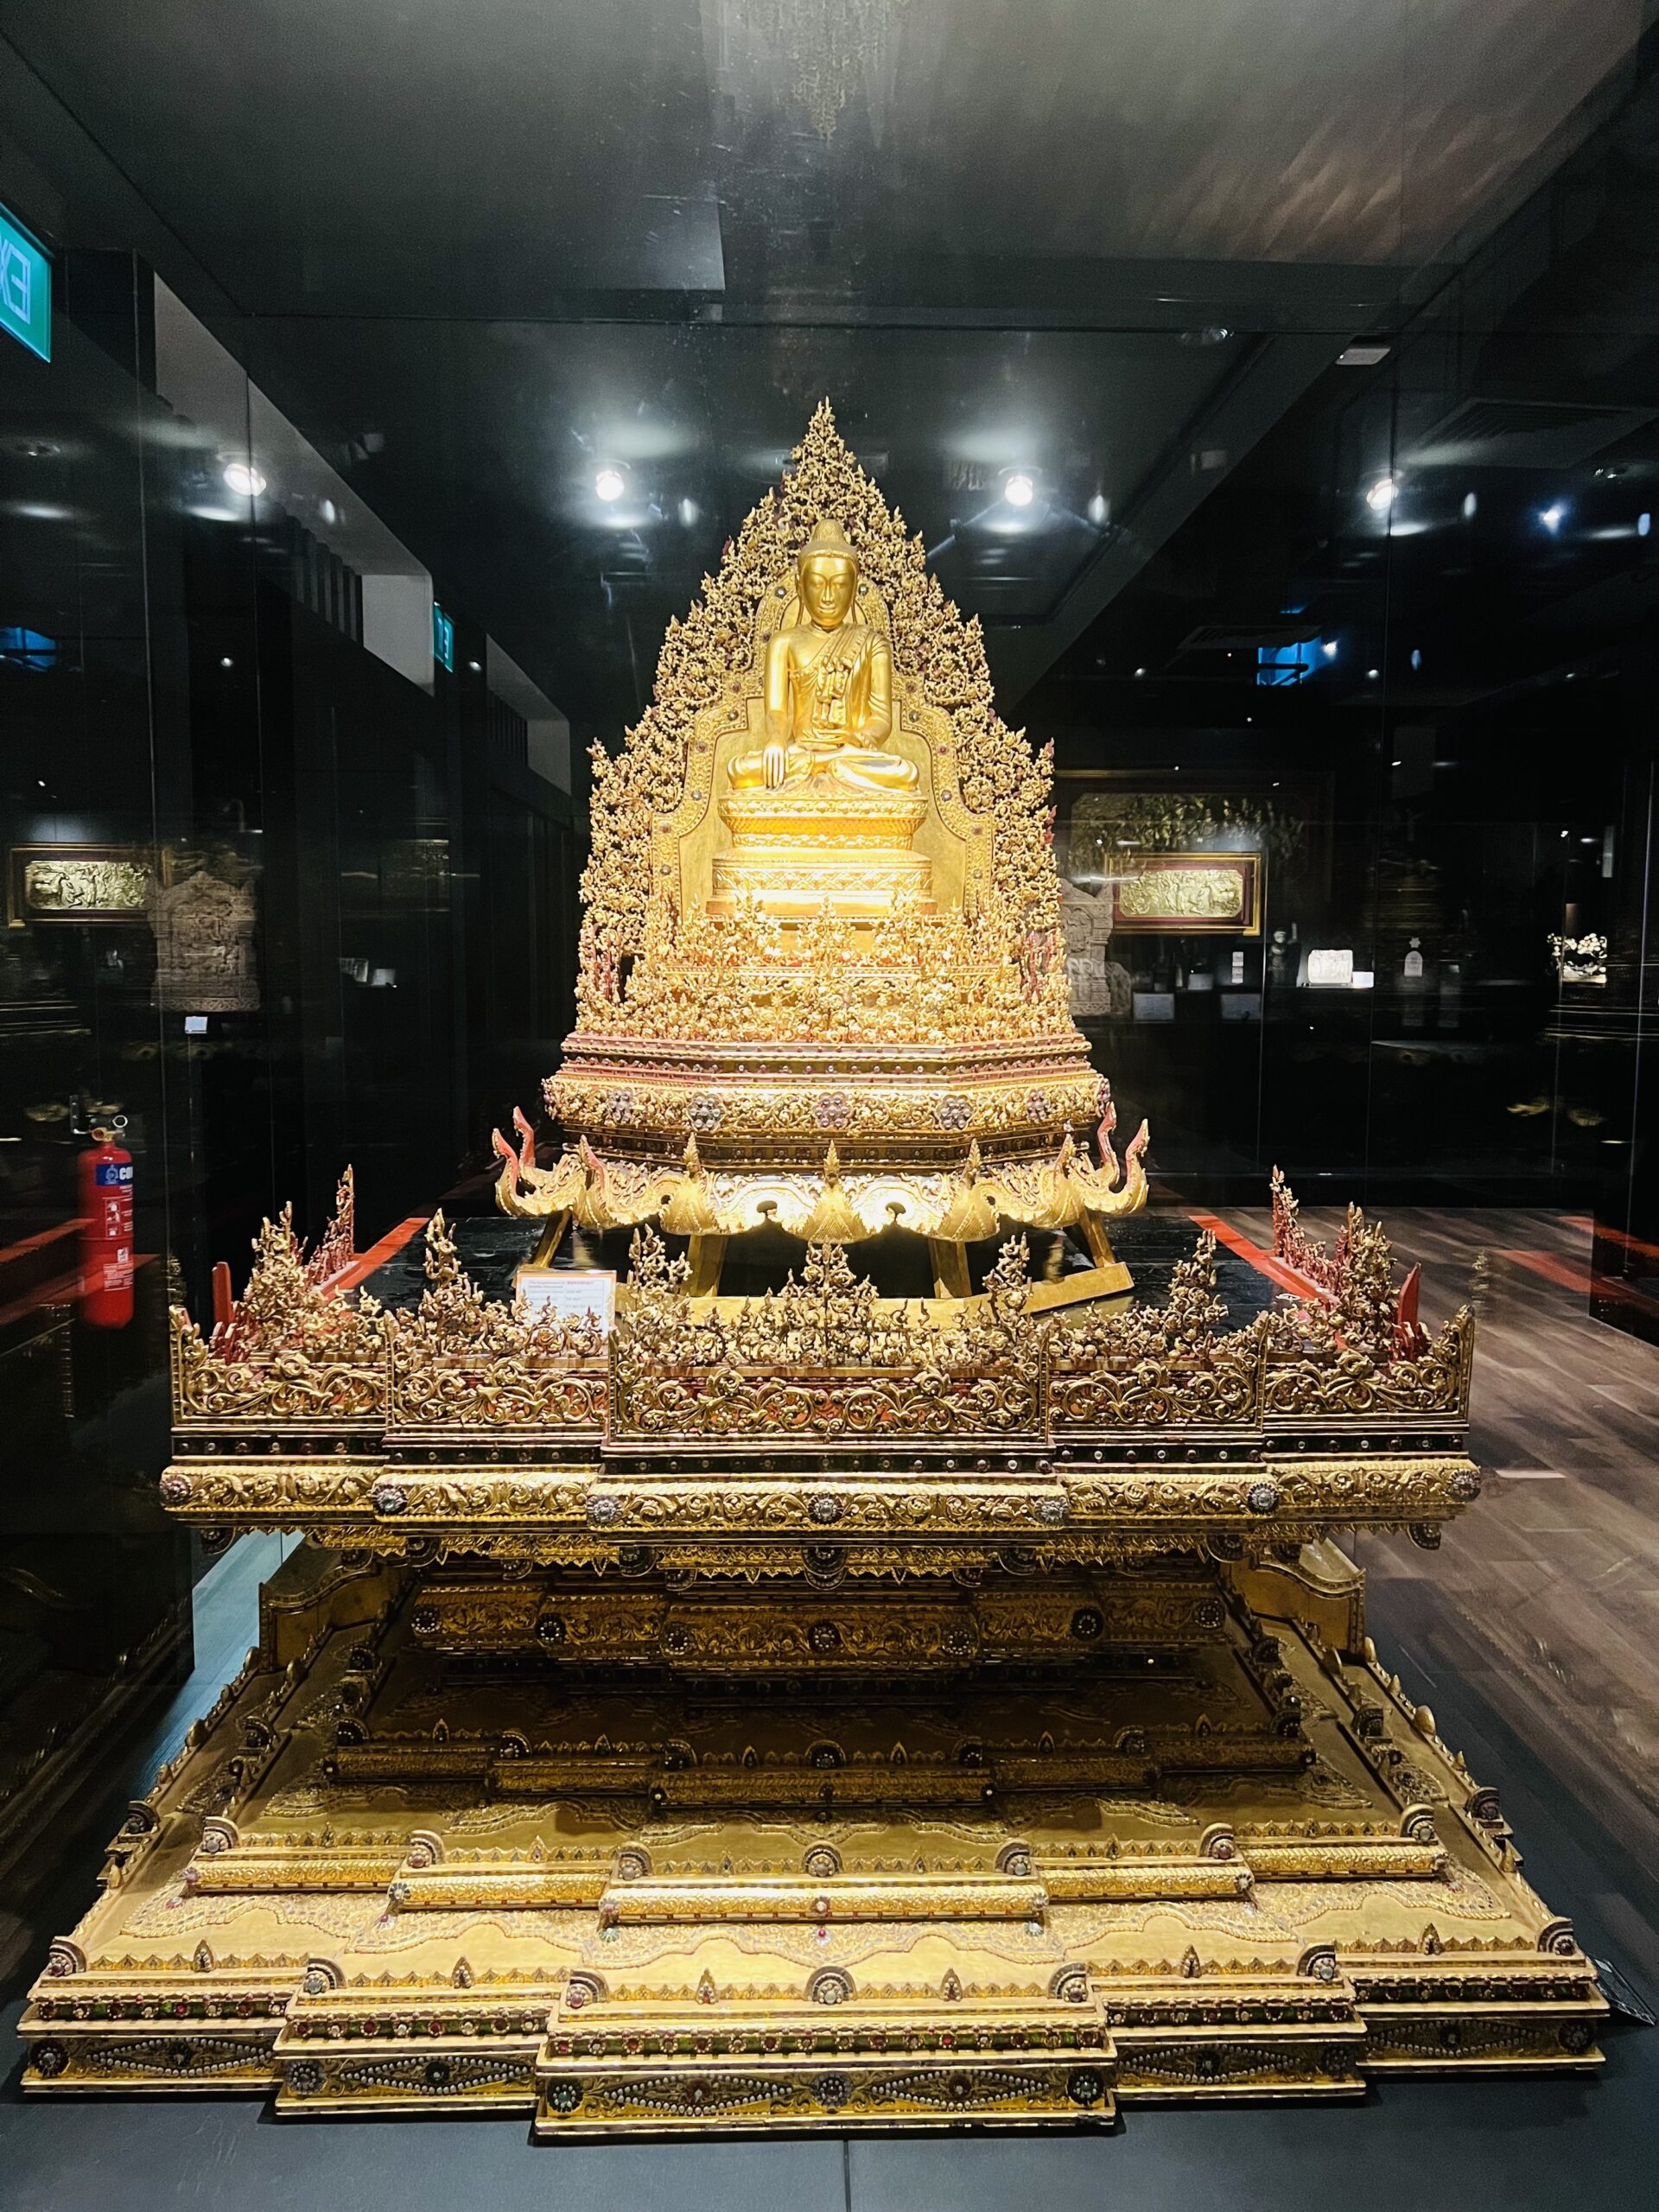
0 255 578 1871
0 0 1655 1953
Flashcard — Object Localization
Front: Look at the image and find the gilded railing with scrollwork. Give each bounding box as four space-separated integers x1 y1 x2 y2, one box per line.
166 1187 1478 1561
170 1306 387 1429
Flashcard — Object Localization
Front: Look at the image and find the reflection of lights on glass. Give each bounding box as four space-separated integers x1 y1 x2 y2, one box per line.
222 460 267 498
1367 667 1380 680
320 498 339 525
594 467 626 502
1322 639 1338 659
1134 666 1147 678
1365 475 1395 513
678 497 698 527
1462 491 1478 518
1087 491 1109 525
1004 471 1035 508
1409 648 1421 670
1539 502 1567 533
1640 512 1653 538
219 656 233 669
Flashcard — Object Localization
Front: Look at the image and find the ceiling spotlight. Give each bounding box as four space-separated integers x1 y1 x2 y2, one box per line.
1367 667 1380 680
1364 475 1395 514
222 459 267 499
1003 471 1035 509
1321 639 1339 659
594 466 626 503
1539 502 1567 534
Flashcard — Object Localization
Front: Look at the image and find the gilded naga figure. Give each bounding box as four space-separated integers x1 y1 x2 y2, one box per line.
728 518 918 794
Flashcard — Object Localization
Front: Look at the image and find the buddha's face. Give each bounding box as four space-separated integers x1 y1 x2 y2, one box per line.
798 552 857 629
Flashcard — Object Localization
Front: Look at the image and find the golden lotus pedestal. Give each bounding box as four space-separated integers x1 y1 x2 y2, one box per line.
20 1541 1603 2127
708 787 935 921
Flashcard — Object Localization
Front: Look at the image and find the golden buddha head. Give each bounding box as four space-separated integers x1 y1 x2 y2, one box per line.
796 518 859 629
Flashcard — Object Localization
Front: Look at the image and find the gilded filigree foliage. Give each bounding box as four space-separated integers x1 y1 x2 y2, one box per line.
1061 1232 1229 1365
392 1212 605 1364
594 893 1067 1047
194 1176 384 1367
613 1227 1036 1382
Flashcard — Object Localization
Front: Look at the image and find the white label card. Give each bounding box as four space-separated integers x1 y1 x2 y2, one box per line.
516 1268 616 1335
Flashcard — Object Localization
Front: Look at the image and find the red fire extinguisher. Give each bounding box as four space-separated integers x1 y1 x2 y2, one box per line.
79 1122 135 1329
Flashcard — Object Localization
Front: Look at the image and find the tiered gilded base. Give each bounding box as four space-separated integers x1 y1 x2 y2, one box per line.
22 1545 1604 2129
708 788 935 920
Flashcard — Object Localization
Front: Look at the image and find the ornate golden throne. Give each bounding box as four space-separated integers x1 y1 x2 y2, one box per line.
19 412 1604 2136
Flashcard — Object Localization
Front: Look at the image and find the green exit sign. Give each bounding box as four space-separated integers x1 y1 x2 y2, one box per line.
0 206 50 362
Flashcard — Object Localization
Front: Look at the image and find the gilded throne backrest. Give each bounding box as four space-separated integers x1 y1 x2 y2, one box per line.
650 557 994 925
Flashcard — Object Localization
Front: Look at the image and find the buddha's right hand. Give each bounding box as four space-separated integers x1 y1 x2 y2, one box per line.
762 741 787 788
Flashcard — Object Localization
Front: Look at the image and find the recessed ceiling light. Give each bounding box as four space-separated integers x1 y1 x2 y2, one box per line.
1338 343 1391 367
1540 502 1567 533
1003 472 1035 508
594 466 626 503
1321 639 1339 659
1364 475 1395 513
222 459 267 498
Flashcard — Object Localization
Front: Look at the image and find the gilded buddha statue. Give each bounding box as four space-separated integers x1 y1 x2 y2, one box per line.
711 516 933 920
728 518 918 794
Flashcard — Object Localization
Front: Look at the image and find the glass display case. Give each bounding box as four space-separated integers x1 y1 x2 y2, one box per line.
0 0 1654 2184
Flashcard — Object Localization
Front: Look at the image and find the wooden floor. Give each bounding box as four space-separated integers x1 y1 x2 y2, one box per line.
1216 1203 1659 1999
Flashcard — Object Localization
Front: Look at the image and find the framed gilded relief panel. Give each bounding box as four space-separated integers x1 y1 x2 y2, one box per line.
7 844 156 925
1109 850 1262 935
1054 772 1332 916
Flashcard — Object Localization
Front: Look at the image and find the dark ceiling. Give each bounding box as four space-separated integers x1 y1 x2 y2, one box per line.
0 0 1645 727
